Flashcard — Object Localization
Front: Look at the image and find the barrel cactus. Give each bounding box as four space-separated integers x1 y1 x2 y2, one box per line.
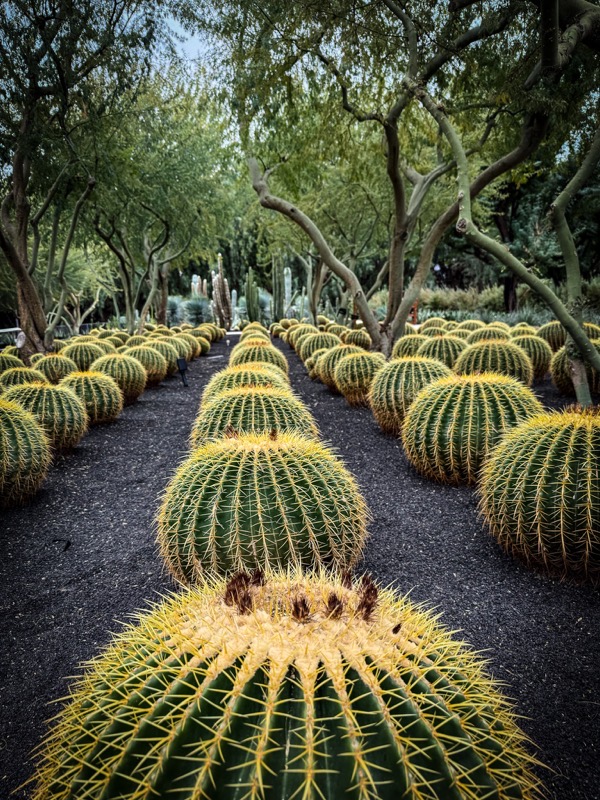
61 340 106 371
451 328 473 340
229 342 289 375
90 354 148 405
466 327 510 345
190 387 318 446
341 328 371 350
175 332 202 358
240 328 270 343
369 357 453 435
4 382 88 451
419 316 448 330
391 333 429 358
305 348 329 380
509 324 537 337
537 320 565 351
325 322 347 337
94 339 119 354
511 335 553 381
334 351 386 406
287 323 318 349
454 340 534 386
316 344 364 391
124 345 168 385
416 335 467 368
0 353 23 374
30 352 44 365
34 354 79 384
0 397 50 506
420 325 448 338
158 334 193 362
0 366 48 389
550 342 600 395
480 408 600 584
402 374 543 485
159 432 367 578
457 319 485 331
297 332 341 362
60 371 123 424
125 335 149 348
201 364 290 406
146 339 179 374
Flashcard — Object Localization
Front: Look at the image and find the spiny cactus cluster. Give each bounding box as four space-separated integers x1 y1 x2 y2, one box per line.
0 397 51 506
334 351 386 406
60 371 124 425
5 382 88 451
90 354 148 405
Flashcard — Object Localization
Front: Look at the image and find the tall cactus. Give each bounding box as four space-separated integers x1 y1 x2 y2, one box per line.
245 266 260 323
32 571 542 800
272 257 285 321
211 253 232 330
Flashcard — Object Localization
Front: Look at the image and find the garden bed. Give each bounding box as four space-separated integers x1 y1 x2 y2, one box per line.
1 334 598 800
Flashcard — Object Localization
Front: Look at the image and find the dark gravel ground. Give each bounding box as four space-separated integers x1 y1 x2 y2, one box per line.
1 333 599 800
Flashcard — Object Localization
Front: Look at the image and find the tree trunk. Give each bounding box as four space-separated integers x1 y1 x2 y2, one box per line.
16 276 48 360
503 274 518 312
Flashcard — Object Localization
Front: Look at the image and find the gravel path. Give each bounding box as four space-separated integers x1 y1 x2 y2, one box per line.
1 334 598 800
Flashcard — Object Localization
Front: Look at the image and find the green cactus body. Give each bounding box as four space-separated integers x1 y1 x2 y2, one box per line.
297 332 341 362
416 335 467 368
487 322 511 333
229 342 289 375
90 354 148 405
123 346 168 385
190 387 318 446
159 434 366 578
96 329 117 339
369 357 453 435
457 319 486 331
0 353 24 374
201 365 290 406
451 329 473 341
61 341 106 371
4 382 88 451
305 348 329 380
550 343 600 395
510 335 552 381
585 322 600 339
145 340 179 374
105 335 125 350
334 352 387 407
240 329 270 343
271 324 285 338
287 324 318 349
316 344 363 391
342 329 372 350
232 336 272 353
509 325 537 337
419 325 448 338
31 570 542 800
30 353 44 365
419 316 448 330
466 327 510 345
2 345 20 357
60 371 123 424
125 335 149 348
325 323 347 337
35 354 78 384
480 409 600 583
537 321 565 351
0 367 48 389
93 340 119 355
175 333 202 358
454 340 534 385
391 334 429 359
157 335 193 362
444 320 459 331
0 397 50 506
402 373 543 485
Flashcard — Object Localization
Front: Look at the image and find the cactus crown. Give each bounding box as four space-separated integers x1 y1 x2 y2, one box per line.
454 339 534 386
33 569 542 800
0 367 48 388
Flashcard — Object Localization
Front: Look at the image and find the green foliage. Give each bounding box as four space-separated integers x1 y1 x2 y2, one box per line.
369 357 453 435
334 352 387 407
454 341 534 386
481 409 600 584
416 336 468 369
60 371 123 425
402 374 543 485
229 342 289 375
0 367 48 389
90 354 148 405
4 383 88 452
31 571 542 800
123 346 168 385
0 397 50 507
158 433 367 579
201 364 290 405
190 387 318 447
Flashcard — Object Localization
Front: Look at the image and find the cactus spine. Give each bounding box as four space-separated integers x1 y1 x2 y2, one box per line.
229 341 289 375
35 354 79 384
5 383 88 451
212 253 233 330
90 354 148 405
511 335 553 381
201 365 290 406
316 344 363 391
454 340 534 386
245 266 260 323
123 346 168 385
402 374 543 485
0 397 50 506
60 371 123 424
480 408 600 584
416 335 467 368
61 341 105 371
0 367 48 389
32 571 542 800
334 352 386 406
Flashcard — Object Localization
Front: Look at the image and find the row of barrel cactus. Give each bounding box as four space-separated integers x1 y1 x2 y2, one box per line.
31 317 544 800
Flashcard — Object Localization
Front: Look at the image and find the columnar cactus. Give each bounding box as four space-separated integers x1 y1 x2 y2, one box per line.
145 339 179 374
201 364 290 406
369 357 453 434
229 342 289 375
511 335 553 381
341 328 371 350
297 332 341 362
190 387 318 446
159 433 367 578
60 371 123 424
480 408 600 584
316 344 363 391
0 367 48 389
466 327 510 344
334 351 386 406
5 383 88 451
90 354 148 405
61 341 106 371
391 334 429 358
454 340 534 386
416 335 468 368
123 346 168 385
402 374 543 485
0 397 50 506
245 266 260 323
35 354 78 384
